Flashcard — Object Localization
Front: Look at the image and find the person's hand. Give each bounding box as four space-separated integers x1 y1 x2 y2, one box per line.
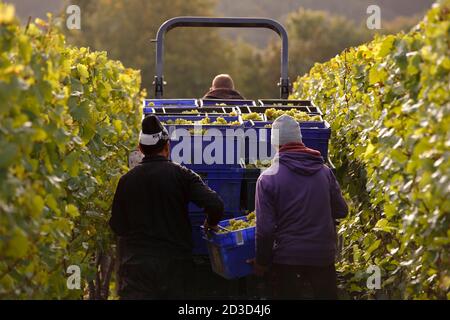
246 259 269 277
203 220 219 233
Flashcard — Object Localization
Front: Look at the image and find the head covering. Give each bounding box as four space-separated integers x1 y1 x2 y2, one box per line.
139 115 169 146
271 114 302 147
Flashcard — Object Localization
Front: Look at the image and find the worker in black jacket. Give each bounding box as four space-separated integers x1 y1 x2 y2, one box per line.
109 115 224 300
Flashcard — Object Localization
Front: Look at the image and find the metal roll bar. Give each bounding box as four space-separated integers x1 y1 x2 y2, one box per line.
153 16 291 99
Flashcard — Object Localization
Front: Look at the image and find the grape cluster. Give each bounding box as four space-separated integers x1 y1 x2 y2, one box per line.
246 160 271 169
242 112 263 121
211 117 240 126
164 117 240 126
188 128 207 135
200 117 211 125
217 212 256 234
182 109 199 114
265 108 322 122
165 119 194 125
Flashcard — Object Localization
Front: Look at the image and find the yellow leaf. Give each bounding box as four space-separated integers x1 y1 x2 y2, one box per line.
76 64 89 84
34 18 48 27
369 68 388 85
441 57 450 70
407 63 419 75
65 204 80 218
113 119 123 134
119 73 132 84
6 228 29 258
364 143 376 158
0 4 15 24
376 35 395 58
33 128 48 142
30 195 45 218
45 194 60 215
384 203 396 219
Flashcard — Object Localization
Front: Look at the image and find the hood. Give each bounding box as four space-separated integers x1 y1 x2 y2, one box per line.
277 152 324 176
203 88 245 100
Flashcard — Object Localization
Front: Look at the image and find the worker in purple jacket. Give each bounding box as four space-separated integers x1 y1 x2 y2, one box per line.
251 115 348 299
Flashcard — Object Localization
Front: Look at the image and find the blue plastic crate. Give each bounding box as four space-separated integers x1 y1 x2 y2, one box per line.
243 120 331 162
159 116 245 168
186 166 244 212
143 107 155 115
144 99 198 107
190 213 242 255
143 99 198 115
158 115 240 124
200 99 256 107
150 106 238 116
202 216 256 279
258 99 323 115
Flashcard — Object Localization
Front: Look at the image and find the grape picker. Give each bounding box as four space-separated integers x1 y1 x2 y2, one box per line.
109 115 224 299
251 115 348 299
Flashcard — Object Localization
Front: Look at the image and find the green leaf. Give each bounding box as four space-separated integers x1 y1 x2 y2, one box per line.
374 219 396 233
6 228 29 258
384 203 396 219
0 143 18 168
365 239 381 260
376 35 395 58
364 143 376 158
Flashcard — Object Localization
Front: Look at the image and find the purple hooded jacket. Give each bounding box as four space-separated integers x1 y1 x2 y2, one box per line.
255 151 348 267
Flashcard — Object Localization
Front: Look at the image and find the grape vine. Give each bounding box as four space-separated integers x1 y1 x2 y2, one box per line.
292 0 449 299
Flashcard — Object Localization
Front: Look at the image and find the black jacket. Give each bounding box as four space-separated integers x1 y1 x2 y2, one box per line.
109 155 224 260
202 88 245 100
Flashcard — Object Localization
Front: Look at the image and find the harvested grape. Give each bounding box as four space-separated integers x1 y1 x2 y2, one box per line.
182 109 199 114
242 112 263 121
264 108 321 122
188 128 207 135
164 117 240 126
212 117 227 125
199 117 211 125
217 213 256 234
164 118 194 125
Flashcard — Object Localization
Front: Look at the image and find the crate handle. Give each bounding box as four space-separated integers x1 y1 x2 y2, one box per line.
153 17 291 99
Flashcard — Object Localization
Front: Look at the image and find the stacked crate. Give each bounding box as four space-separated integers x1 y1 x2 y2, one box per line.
144 99 248 254
142 98 331 258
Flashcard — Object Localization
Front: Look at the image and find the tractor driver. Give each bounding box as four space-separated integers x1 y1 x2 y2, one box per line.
202 74 245 100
